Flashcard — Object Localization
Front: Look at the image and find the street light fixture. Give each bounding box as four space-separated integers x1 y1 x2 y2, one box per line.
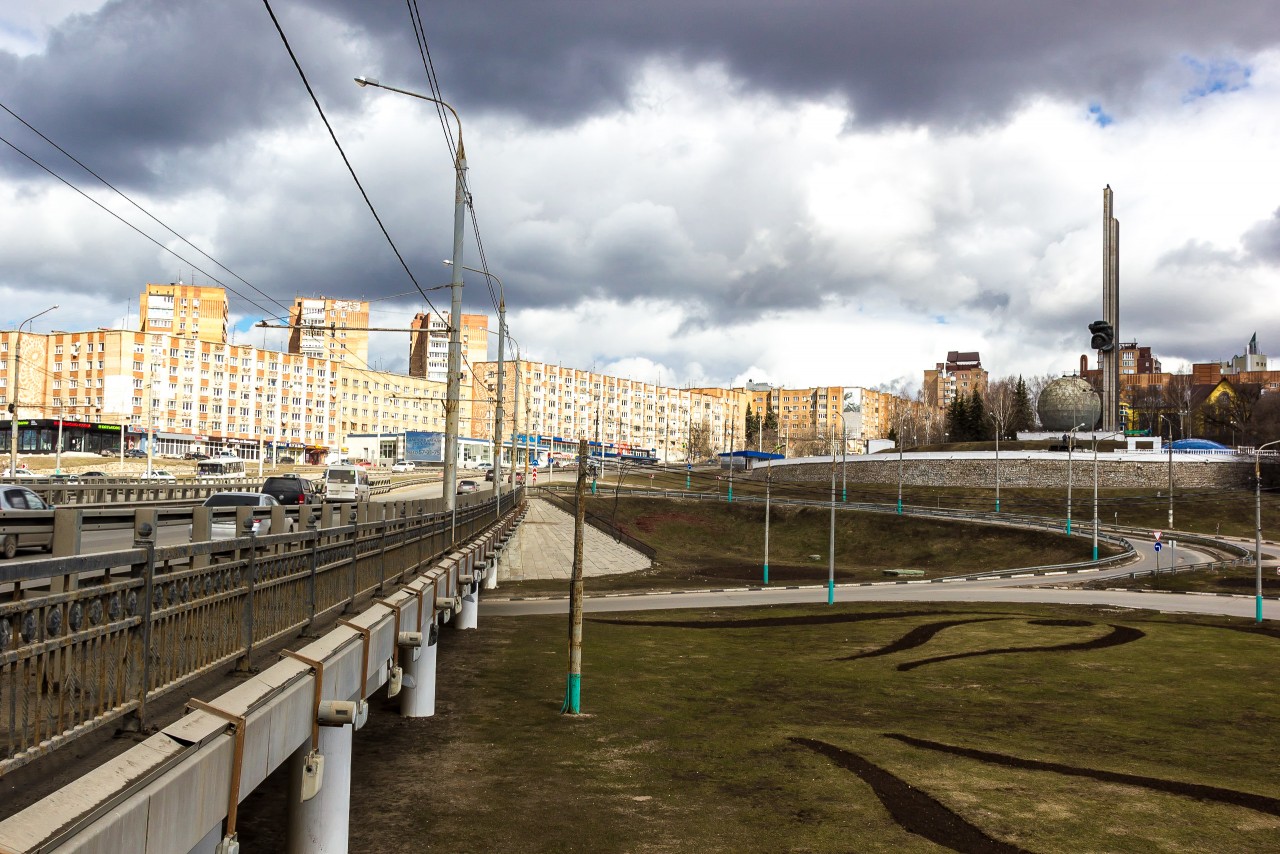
1066 423 1085 535
8 305 58 475
836 410 848 503
356 75 467 512
1253 439 1280 624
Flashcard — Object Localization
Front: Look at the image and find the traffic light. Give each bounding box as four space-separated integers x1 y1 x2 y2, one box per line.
1089 320 1114 352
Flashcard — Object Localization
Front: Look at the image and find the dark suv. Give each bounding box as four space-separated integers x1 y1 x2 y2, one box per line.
261 474 319 505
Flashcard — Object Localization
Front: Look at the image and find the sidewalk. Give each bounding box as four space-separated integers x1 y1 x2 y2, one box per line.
500 498 651 581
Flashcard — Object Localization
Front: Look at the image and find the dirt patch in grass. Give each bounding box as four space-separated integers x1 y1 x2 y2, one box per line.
791 736 1033 854
897 623 1145 671
886 733 1280 817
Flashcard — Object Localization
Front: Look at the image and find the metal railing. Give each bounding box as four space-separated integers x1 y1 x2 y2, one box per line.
0 487 521 774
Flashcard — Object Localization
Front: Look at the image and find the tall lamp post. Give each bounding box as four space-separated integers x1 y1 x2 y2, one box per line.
1066 423 1085 534
836 410 848 503
896 405 905 514
1160 414 1175 530
1254 440 1280 624
446 260 507 520
827 429 838 606
9 305 58 474
356 76 467 512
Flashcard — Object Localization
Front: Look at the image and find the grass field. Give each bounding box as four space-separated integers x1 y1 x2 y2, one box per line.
236 601 1280 852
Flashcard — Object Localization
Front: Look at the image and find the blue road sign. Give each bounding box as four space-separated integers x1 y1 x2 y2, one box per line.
1153 542 1162 552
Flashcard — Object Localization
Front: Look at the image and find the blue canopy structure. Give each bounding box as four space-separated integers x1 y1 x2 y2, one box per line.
1168 438 1230 451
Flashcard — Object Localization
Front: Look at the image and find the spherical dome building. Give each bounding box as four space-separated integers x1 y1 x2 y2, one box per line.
1037 376 1101 432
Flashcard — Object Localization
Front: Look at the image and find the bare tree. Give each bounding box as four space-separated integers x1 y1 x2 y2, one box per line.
1026 372 1059 429
688 418 713 461
983 377 1018 440
1162 371 1195 437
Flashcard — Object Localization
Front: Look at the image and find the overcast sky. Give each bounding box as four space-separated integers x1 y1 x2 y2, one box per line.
2 1 1278 394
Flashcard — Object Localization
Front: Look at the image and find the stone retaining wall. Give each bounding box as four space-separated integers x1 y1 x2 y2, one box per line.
747 456 1255 490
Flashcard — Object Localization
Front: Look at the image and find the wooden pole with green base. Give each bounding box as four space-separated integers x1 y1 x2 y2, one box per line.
562 438 588 714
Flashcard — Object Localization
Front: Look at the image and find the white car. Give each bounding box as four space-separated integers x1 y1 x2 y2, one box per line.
193 492 290 540
390 460 414 473
141 470 177 482
2 469 42 479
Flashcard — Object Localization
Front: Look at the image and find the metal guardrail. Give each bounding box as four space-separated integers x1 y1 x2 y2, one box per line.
0 487 522 774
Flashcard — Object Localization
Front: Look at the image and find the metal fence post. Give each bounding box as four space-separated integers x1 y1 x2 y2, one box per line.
125 509 157 733
235 507 258 672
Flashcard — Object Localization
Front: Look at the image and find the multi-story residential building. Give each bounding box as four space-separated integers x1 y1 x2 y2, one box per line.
139 282 228 343
409 312 489 383
288 297 370 367
923 351 988 409
470 360 746 464
0 327 462 465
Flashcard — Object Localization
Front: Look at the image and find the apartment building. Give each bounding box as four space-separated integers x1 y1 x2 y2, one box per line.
0 327 461 465
139 282 228 343
470 360 747 463
923 351 988 409
288 297 370 367
408 312 489 383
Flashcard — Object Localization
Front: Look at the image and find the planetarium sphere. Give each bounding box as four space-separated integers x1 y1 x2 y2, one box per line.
1037 377 1101 432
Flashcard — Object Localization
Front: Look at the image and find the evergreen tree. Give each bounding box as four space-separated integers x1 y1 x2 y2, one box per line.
764 398 778 433
744 402 760 448
967 389 987 441
1011 376 1034 435
945 395 967 442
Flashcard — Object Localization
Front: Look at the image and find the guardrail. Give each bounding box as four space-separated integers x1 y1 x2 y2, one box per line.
0 471 445 507
0 487 522 776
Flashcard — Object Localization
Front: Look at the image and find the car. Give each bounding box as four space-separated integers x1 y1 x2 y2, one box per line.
276 456 296 465
79 471 110 481
140 470 177 482
354 460 374 469
3 469 43 479
261 474 320 506
183 451 210 461
124 449 147 459
456 480 479 494
476 462 493 471
192 492 289 540
484 469 496 482
509 471 526 485
99 447 118 457
390 460 413 473
49 473 80 483
0 486 54 558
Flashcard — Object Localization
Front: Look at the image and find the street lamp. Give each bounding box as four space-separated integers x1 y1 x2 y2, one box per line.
357 75 467 511
9 305 58 474
896 405 906 514
1253 439 1280 624
836 410 848 503
1066 423 1085 535
1160 414 1175 530
1091 430 1120 561
445 260 507 519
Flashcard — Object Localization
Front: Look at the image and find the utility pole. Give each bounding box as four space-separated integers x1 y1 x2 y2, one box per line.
562 437 588 715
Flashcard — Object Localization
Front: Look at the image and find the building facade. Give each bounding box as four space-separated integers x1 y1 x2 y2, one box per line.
409 312 489 383
288 297 370 367
0 327 461 464
139 282 228 343
923 351 988 409
469 360 747 464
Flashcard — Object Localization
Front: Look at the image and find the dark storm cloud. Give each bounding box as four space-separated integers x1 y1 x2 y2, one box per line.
1243 208 1280 263
0 0 357 189
312 0 1280 128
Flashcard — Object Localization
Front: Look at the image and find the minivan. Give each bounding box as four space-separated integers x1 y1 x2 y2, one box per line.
324 464 370 502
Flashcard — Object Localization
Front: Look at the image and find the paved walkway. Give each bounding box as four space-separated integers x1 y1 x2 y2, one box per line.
500 498 651 581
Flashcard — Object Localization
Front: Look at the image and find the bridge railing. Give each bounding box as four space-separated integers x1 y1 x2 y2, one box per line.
0 488 520 775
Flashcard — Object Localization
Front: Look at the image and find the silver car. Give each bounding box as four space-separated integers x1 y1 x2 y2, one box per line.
194 492 291 540
0 486 54 558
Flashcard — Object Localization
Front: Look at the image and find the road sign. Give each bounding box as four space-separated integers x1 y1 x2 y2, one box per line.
1153 542 1162 552
1153 531 1162 540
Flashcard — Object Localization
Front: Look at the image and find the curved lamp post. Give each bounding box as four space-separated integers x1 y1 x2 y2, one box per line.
1254 439 1280 623
9 305 58 475
1066 423 1085 534
356 76 466 512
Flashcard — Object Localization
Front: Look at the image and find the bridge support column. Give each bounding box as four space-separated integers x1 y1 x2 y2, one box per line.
458 576 479 630
400 618 438 717
287 723 352 853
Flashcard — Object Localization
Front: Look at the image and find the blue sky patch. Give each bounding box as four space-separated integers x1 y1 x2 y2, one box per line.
1181 56 1252 101
1087 103 1114 127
